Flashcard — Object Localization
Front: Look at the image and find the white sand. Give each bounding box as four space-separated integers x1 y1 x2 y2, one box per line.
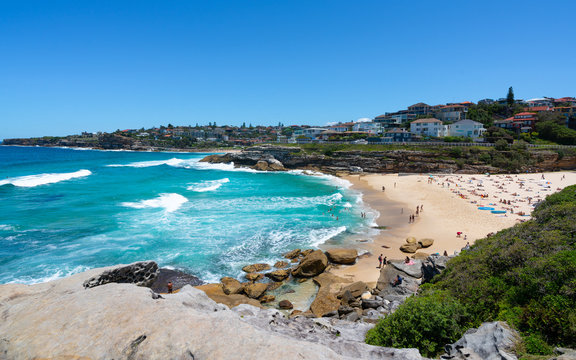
329 171 576 286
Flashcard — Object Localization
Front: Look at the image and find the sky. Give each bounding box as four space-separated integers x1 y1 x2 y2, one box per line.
1 0 575 139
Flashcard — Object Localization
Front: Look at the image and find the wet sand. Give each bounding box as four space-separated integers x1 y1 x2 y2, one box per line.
330 171 576 286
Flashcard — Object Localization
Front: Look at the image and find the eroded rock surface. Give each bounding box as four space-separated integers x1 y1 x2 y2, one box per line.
83 261 159 288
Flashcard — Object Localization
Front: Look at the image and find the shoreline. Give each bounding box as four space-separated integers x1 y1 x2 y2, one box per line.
331 171 576 286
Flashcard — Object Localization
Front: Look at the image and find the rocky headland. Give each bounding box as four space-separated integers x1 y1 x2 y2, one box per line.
200 145 576 174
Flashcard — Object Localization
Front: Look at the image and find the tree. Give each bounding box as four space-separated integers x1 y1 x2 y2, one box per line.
507 87 515 107
167 123 174 129
467 105 493 126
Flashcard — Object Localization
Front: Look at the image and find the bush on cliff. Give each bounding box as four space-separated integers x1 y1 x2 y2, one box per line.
365 290 471 357
367 185 576 356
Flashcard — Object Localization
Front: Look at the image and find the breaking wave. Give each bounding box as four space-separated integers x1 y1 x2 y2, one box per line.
0 170 92 188
187 178 230 192
121 193 189 213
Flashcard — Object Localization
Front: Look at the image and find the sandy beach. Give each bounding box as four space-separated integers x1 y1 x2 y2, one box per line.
329 171 576 287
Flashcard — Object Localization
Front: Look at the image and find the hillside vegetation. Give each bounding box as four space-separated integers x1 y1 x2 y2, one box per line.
366 185 576 357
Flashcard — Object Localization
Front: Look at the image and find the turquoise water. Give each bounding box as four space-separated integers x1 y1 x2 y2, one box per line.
0 146 375 284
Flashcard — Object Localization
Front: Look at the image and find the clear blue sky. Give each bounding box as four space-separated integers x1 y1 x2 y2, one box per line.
1 0 575 139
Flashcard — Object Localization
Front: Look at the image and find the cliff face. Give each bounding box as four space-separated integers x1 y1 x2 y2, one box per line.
201 145 576 174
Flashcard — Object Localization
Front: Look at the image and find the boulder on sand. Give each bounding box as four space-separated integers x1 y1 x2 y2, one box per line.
242 263 271 273
405 237 417 244
418 238 434 248
291 250 328 278
325 249 358 265
400 243 420 253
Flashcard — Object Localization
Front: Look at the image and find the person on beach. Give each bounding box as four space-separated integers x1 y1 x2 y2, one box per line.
443 250 448 256
464 235 467 241
391 275 403 287
416 207 419 216
378 254 383 268
405 256 410 264
167 281 173 294
382 186 385 192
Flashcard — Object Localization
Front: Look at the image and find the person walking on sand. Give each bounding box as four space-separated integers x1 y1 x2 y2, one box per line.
378 254 383 268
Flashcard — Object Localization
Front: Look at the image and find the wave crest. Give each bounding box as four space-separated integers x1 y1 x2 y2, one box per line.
0 170 92 188
121 193 188 213
187 178 230 192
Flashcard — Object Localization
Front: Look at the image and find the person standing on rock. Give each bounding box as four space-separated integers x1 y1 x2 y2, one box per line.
378 254 383 268
167 281 173 294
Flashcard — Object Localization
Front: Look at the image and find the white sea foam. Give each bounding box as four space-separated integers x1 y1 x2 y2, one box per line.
107 158 186 168
0 224 15 231
187 178 230 192
121 193 188 213
309 226 347 247
0 169 92 188
7 265 89 285
188 160 261 173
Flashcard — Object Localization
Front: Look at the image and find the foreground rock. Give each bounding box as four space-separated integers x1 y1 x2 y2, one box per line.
325 249 358 265
422 254 451 283
442 321 520 360
83 260 159 288
292 250 328 277
0 263 431 359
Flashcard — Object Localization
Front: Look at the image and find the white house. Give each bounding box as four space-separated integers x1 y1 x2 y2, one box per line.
291 127 326 141
352 121 382 133
448 119 486 139
410 118 445 137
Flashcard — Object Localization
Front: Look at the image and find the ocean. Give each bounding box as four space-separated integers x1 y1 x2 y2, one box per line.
0 146 376 285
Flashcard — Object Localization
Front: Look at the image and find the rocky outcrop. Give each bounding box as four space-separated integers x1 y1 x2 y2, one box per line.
196 283 263 308
231 304 426 360
310 272 351 317
325 249 358 265
418 238 434 248
442 321 520 360
283 248 301 259
292 250 328 277
400 243 420 253
83 261 159 288
221 277 243 295
265 269 290 282
244 283 269 299
0 264 431 360
391 260 423 278
242 263 271 273
422 254 451 283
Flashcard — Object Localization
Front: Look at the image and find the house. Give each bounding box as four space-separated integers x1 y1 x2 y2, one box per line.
374 111 416 128
448 119 486 139
383 128 412 142
526 98 554 108
555 97 576 106
410 118 444 137
291 127 326 141
407 103 432 115
433 104 467 122
494 112 537 133
352 121 382 133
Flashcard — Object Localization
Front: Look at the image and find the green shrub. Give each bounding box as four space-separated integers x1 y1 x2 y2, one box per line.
365 291 472 357
522 334 554 355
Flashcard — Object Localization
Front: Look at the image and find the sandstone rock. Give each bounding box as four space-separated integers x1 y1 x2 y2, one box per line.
310 272 352 318
325 249 358 265
221 277 243 295
418 238 434 248
274 260 290 268
259 295 275 303
289 310 303 317
360 291 372 300
337 281 370 299
196 283 262 308
83 261 159 288
267 158 286 171
242 263 271 273
265 269 290 282
253 160 271 171
291 258 300 263
301 249 314 257
292 250 328 278
278 300 294 309
406 236 417 244
411 252 430 260
283 249 301 259
442 321 520 360
400 243 419 253
243 283 268 299
245 273 264 282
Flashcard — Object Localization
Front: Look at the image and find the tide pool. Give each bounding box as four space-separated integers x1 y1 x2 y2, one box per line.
0 146 377 284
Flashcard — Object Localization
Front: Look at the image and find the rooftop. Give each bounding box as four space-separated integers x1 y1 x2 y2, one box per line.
411 118 442 124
